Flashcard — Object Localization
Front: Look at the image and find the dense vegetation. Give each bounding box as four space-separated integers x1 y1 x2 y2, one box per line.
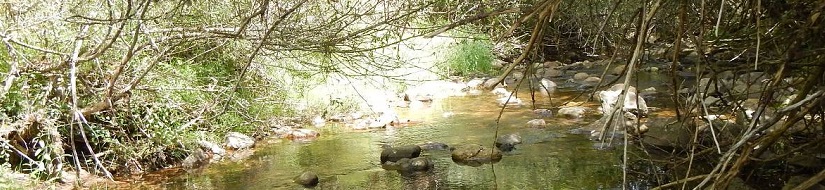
2 0 824 189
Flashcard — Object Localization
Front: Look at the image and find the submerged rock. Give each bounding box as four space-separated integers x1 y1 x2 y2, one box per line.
583 77 601 83
451 144 502 166
573 72 590 80
382 157 435 174
380 145 422 163
225 132 255 150
418 142 450 151
495 134 522 152
294 171 319 187
612 65 626 75
592 142 615 151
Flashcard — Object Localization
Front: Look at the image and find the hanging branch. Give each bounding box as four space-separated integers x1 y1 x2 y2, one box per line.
482 0 561 90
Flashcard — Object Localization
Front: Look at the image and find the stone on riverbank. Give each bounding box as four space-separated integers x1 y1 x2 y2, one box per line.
225 132 255 150
286 129 320 140
182 148 211 171
451 144 502 166
198 140 226 162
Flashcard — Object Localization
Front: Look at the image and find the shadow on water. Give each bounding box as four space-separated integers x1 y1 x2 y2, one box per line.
121 90 631 189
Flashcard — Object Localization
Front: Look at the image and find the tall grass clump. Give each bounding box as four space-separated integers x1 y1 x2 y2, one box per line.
442 38 496 77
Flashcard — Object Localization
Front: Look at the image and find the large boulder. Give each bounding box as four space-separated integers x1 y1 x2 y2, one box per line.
382 157 435 174
224 132 255 150
380 145 422 163
495 134 522 152
451 144 502 166
294 171 319 187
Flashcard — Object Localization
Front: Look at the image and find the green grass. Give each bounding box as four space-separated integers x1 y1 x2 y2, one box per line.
442 38 496 77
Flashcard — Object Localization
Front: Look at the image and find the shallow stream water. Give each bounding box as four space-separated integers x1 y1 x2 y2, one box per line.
116 91 634 189
116 69 677 189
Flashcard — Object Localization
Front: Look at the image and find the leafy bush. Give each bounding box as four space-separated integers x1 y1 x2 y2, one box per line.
442 39 496 77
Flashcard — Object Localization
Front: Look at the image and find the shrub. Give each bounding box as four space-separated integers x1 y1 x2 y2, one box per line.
442 39 496 77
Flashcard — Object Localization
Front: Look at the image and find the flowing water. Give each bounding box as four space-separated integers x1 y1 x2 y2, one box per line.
116 90 636 190
115 68 680 189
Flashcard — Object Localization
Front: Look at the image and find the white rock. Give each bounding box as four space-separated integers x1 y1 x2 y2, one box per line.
225 132 255 150
558 107 587 118
540 78 557 88
527 119 546 127
597 84 648 115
